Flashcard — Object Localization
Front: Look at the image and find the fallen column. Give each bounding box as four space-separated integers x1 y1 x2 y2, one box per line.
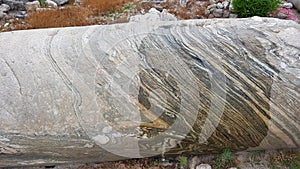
0 17 299 167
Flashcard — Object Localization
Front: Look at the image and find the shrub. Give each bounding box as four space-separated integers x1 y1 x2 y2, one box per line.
232 0 281 17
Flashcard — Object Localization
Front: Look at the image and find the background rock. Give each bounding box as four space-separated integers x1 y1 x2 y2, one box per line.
0 4 10 12
51 0 68 5
0 10 5 18
45 0 57 9
196 164 212 169
129 7 177 22
288 0 300 11
25 0 39 12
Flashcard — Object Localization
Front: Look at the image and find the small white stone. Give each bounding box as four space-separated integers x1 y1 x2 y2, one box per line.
83 143 94 148
189 156 201 169
252 16 263 22
195 1 207 7
204 9 210 15
0 4 10 12
229 13 238 18
282 2 293 8
222 1 229 9
112 132 122 138
25 1 40 12
196 164 212 169
45 0 58 9
280 62 287 69
93 135 110 145
102 126 113 133
207 4 217 10
217 2 224 9
0 11 5 19
53 110 58 115
0 136 10 142
229 4 234 10
209 0 216 5
149 8 160 14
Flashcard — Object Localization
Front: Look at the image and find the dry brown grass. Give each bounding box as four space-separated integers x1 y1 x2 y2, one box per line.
82 0 133 14
22 0 133 29
24 7 92 29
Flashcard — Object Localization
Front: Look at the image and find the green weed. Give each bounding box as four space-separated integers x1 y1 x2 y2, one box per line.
179 156 188 166
39 0 46 7
213 148 234 169
232 0 281 17
248 149 265 166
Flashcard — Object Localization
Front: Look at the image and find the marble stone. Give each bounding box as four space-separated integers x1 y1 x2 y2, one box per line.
0 17 299 167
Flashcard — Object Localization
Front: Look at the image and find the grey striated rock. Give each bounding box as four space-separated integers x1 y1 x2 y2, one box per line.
229 3 233 11
25 0 39 12
196 164 212 169
129 8 177 22
229 13 238 18
0 10 5 19
222 1 229 9
208 13 214 18
2 0 25 10
179 0 188 7
216 2 223 9
209 0 216 5
0 4 10 12
213 8 223 17
282 2 293 8
51 0 68 5
195 1 207 7
223 10 230 18
0 17 299 167
13 13 25 18
277 12 288 19
207 4 217 10
204 9 210 16
288 0 300 11
45 0 57 9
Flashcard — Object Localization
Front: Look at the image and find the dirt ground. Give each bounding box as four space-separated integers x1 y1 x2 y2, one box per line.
1 148 299 169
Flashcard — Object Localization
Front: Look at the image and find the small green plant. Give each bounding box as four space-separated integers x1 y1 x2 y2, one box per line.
108 9 120 20
248 149 266 166
231 0 281 17
123 2 134 11
179 156 188 166
213 148 234 169
39 0 46 8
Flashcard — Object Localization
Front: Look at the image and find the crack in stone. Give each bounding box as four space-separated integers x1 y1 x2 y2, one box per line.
2 59 23 95
45 30 88 138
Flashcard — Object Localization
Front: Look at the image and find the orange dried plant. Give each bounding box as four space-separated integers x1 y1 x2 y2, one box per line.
23 0 134 29
24 7 92 29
